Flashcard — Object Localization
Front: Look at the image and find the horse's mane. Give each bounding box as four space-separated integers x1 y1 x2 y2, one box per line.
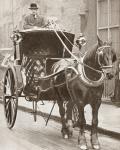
82 42 103 81
83 43 98 62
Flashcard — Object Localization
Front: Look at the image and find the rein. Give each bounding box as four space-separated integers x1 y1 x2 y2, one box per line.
49 22 103 75
48 22 116 87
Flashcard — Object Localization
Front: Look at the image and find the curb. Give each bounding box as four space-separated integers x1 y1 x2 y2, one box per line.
0 100 120 140
102 100 120 107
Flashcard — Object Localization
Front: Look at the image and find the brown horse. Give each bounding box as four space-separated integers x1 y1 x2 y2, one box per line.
52 38 117 150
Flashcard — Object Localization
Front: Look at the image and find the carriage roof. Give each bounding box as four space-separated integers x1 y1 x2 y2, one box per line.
18 28 75 58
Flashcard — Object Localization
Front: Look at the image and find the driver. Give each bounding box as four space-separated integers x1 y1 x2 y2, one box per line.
23 3 46 29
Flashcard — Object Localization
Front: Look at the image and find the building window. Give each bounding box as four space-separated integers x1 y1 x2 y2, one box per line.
97 0 120 55
97 0 120 100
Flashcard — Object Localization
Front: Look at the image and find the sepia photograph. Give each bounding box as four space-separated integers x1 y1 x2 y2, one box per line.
0 0 120 150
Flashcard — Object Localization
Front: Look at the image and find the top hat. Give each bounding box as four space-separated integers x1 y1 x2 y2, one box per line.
29 3 38 9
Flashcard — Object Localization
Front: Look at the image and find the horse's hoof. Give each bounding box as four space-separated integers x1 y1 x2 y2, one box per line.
91 134 100 149
63 134 69 139
78 134 87 150
79 145 88 150
92 144 100 150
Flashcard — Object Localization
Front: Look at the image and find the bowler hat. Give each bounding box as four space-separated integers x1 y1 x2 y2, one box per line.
29 3 38 9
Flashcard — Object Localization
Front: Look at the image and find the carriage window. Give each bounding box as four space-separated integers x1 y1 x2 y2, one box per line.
97 0 120 52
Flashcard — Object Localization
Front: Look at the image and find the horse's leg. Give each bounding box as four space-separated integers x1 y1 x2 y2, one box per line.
70 83 87 149
66 101 74 138
57 100 69 139
77 101 87 150
90 100 101 150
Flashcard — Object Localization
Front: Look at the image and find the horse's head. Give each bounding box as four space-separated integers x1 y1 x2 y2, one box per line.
97 37 117 79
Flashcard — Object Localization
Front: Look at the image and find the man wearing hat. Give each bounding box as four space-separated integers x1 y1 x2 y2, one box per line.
23 3 46 29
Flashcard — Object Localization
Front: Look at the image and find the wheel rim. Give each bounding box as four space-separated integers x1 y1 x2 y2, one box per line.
3 68 18 129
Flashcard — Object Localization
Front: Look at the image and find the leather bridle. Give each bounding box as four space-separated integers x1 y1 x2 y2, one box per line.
96 45 113 71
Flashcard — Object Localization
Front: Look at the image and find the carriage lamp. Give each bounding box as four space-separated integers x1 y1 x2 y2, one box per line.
76 34 86 48
10 32 22 44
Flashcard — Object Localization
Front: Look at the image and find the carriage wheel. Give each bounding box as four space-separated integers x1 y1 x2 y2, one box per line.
3 68 18 129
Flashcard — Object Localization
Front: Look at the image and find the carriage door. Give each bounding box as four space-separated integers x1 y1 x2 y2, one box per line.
97 0 120 101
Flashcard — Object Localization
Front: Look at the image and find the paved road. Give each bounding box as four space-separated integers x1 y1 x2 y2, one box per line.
0 104 120 150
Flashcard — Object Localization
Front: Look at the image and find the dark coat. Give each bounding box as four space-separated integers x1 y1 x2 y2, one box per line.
23 14 46 29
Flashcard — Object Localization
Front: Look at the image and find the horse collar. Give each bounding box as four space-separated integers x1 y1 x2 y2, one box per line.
77 55 105 87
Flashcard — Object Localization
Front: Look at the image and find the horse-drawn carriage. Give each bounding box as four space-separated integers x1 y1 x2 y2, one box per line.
3 28 77 128
3 27 117 150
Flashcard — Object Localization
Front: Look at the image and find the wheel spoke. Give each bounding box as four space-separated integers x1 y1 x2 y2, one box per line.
6 109 10 121
5 101 12 124
5 100 11 111
4 77 7 93
7 71 11 88
5 96 17 127
3 68 18 128
11 98 17 114
5 76 12 96
8 70 15 95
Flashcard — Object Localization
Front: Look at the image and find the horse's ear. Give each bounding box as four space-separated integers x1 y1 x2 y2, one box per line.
97 35 103 46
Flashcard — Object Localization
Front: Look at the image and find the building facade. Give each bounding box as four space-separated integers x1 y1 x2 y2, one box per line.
0 0 97 50
97 0 120 101
97 0 120 56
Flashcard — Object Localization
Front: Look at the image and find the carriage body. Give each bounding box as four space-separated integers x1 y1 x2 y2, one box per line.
15 28 74 98
3 28 75 128
15 28 74 65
